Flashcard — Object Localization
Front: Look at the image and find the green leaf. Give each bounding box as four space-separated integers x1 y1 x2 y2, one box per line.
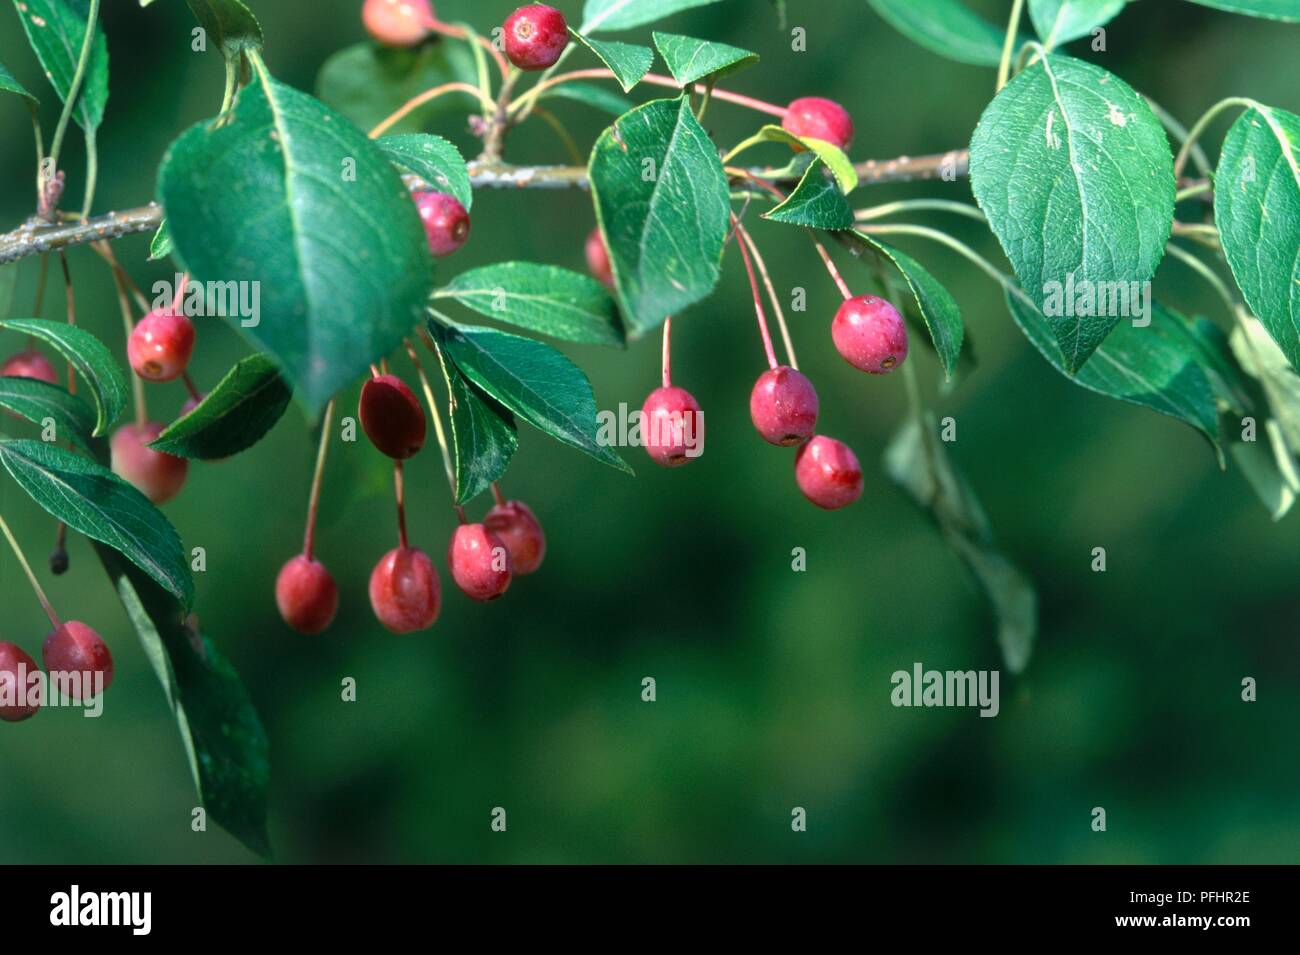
539 81 633 116
588 98 730 335
762 158 853 229
157 61 434 417
149 354 292 459
1230 314 1300 451
581 0 724 33
434 263 624 346
1006 291 1221 450
94 542 270 857
0 439 194 610
853 233 965 380
436 320 631 473
725 124 858 192
1182 0 1300 21
185 0 263 62
148 218 174 262
0 376 96 453
969 54 1176 371
315 40 479 136
0 59 36 102
13 0 109 132
1214 105 1300 371
885 416 1037 673
1029 0 1127 49
432 346 518 504
0 317 127 435
377 133 472 210
867 0 1020 66
571 31 653 92
651 32 758 86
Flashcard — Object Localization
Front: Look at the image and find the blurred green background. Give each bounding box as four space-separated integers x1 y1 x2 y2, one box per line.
1 0 1297 864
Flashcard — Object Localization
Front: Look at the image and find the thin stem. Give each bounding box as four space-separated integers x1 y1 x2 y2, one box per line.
428 16 511 80
509 69 788 121
858 223 1015 289
997 0 1027 92
532 106 584 165
661 317 673 388
730 214 779 370
809 235 853 300
1176 182 1213 203
1164 242 1240 320
491 482 505 507
404 337 457 498
0 512 60 627
393 461 409 550
220 56 239 115
367 82 496 139
181 371 202 402
736 221 798 370
106 251 147 427
58 252 75 394
1174 97 1259 180
855 199 986 224
1146 96 1212 180
79 129 98 219
47 0 100 191
302 399 335 561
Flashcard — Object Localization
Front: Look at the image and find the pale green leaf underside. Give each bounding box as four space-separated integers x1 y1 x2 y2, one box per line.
651 32 757 86
581 0 723 33
727 124 858 192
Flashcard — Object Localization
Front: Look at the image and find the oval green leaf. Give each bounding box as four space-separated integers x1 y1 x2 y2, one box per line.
185 0 263 63
763 159 853 229
571 31 653 92
149 353 292 459
0 60 36 102
432 346 519 505
0 317 127 435
1029 0 1128 49
14 0 108 132
581 0 724 33
377 133 472 209
0 376 96 453
725 124 858 193
651 32 757 86
867 0 1020 66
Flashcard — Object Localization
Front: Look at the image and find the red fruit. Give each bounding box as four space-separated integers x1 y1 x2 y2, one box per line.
448 523 512 601
795 435 863 510
42 621 113 701
750 366 819 447
414 190 470 257
363 0 435 47
128 309 196 383
782 97 855 150
832 295 909 374
641 385 704 467
111 422 189 503
276 556 339 635
585 227 614 290
0 642 42 722
359 374 426 459
503 4 569 71
369 546 441 633
1 350 58 384
484 499 546 575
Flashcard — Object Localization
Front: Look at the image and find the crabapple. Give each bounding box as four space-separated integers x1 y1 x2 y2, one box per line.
448 523 512 601
42 621 113 700
363 0 435 47
484 499 546 575
414 190 470 257
128 309 196 383
0 642 41 722
750 366 819 447
795 435 864 510
782 96 854 149
832 295 909 374
111 422 189 503
585 227 614 290
641 386 704 467
1 349 58 384
359 374 426 459
502 4 568 71
276 556 339 635
369 546 441 633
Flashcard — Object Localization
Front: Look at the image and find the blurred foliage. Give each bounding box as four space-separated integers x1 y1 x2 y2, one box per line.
0 0 1297 863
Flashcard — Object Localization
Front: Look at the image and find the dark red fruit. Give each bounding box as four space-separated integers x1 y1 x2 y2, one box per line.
0 641 42 722
832 295 909 374
585 227 614 290
42 621 113 701
782 97 855 150
276 556 339 635
795 435 864 510
448 523 512 601
484 499 546 575
750 366 819 447
128 309 196 383
111 422 189 503
502 4 569 71
1 350 58 384
369 546 441 633
363 0 434 47
414 190 470 257
641 385 704 467
359 374 426 459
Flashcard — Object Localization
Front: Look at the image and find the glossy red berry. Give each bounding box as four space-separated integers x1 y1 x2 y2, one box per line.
832 295 909 374
782 97 855 150
363 0 435 47
0 641 42 722
128 309 196 383
369 546 441 633
750 366 819 447
111 422 189 503
484 499 546 575
359 374 426 459
414 190 470 257
585 227 614 290
42 621 113 701
503 4 569 71
641 386 704 467
795 435 864 510
448 523 512 601
276 556 339 635
1 349 58 384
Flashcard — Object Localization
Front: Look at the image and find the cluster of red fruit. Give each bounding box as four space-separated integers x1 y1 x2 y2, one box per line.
0 623 113 722
364 1 571 74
